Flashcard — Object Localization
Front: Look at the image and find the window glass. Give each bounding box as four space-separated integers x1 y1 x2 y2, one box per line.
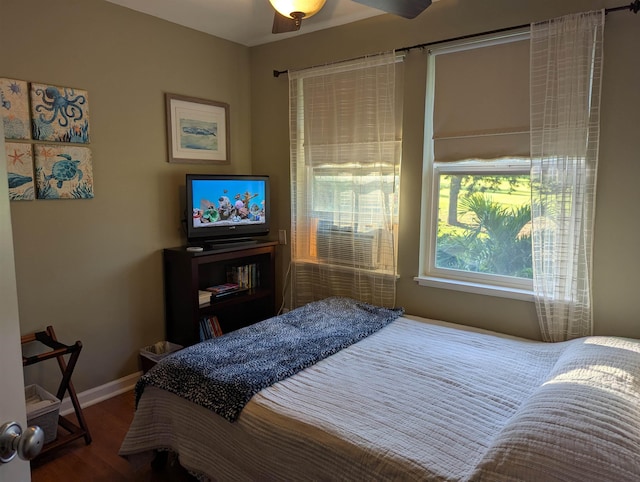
312 167 398 234
434 168 532 280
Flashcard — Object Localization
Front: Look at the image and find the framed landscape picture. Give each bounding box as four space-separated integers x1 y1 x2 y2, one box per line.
165 93 230 164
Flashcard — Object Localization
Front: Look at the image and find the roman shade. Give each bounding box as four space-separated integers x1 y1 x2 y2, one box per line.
294 59 402 165
433 36 530 162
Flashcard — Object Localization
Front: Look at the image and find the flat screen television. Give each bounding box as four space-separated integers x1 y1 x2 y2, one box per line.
185 174 270 246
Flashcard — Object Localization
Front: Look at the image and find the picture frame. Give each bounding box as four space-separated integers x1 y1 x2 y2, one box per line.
34 144 94 200
165 93 230 164
31 83 90 143
1 78 31 140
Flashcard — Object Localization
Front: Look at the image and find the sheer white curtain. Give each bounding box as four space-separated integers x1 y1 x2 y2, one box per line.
287 52 402 309
530 11 604 341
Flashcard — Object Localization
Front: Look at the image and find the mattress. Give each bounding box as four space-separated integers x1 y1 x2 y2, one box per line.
119 314 640 481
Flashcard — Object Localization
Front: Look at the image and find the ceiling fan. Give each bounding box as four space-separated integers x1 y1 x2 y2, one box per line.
270 0 433 34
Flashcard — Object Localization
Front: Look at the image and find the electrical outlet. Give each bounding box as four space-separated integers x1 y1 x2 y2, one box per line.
278 229 287 245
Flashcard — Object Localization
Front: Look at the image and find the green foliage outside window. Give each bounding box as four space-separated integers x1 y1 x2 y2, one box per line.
435 174 533 279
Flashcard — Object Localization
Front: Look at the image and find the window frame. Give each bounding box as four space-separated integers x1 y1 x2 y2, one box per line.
416 32 534 301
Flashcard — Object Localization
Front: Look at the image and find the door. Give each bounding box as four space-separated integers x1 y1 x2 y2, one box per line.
0 120 30 480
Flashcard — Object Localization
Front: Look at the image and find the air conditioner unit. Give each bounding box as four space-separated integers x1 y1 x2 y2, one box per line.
316 227 379 269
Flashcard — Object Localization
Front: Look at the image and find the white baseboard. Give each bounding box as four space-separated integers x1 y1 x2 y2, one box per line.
59 371 142 416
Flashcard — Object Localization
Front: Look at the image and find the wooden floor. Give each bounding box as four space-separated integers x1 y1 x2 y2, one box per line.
30 391 196 482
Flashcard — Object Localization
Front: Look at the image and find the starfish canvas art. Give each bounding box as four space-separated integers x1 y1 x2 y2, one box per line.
5 142 34 200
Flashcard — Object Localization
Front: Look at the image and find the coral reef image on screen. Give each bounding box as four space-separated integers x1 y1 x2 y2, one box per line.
192 179 266 228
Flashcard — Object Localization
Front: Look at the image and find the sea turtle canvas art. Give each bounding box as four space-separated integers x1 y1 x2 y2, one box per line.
30 83 90 143
35 145 94 199
5 142 35 201
1 78 31 140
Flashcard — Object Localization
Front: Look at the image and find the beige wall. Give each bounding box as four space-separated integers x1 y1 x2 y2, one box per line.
250 0 640 340
3 0 640 396
2 0 252 393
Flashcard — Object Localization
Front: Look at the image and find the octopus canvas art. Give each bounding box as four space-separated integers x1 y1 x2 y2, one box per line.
1 78 31 140
35 144 94 199
30 83 90 143
5 143 35 201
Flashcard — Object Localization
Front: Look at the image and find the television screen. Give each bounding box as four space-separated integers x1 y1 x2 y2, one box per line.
185 174 270 245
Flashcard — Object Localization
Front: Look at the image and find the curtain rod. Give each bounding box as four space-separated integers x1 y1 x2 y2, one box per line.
273 0 639 77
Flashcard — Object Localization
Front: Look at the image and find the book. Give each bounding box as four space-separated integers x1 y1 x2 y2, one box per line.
200 315 223 340
198 290 211 307
208 316 223 337
199 317 212 340
210 287 249 302
226 263 260 289
206 283 239 294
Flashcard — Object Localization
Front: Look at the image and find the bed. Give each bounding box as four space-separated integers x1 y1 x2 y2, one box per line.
119 297 640 481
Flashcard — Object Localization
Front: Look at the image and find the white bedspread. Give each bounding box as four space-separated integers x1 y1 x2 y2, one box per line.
119 315 640 481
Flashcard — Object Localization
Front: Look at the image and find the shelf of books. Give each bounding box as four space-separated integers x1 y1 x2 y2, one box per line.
199 262 263 307
199 315 223 341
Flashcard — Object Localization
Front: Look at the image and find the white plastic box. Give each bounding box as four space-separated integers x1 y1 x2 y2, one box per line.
139 341 182 373
25 384 60 444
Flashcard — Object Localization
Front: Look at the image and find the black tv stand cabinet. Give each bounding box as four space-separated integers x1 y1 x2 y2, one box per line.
163 240 277 347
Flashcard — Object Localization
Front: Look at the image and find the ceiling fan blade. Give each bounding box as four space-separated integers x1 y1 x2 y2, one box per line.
352 0 432 19
272 11 300 34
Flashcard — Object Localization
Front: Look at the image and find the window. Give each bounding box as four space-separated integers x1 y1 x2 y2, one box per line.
418 32 534 299
311 166 398 234
301 165 399 273
288 53 402 308
429 159 532 291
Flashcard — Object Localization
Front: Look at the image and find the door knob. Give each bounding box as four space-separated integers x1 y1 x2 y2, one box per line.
0 421 44 463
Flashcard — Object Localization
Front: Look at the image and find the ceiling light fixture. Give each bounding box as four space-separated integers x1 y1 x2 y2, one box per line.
269 0 327 28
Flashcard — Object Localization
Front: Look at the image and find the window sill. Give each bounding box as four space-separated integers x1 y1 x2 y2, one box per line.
413 276 534 302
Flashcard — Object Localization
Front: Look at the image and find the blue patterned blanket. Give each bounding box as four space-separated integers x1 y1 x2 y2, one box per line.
135 297 404 422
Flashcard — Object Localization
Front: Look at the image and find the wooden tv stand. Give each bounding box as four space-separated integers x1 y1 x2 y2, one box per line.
163 240 277 347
